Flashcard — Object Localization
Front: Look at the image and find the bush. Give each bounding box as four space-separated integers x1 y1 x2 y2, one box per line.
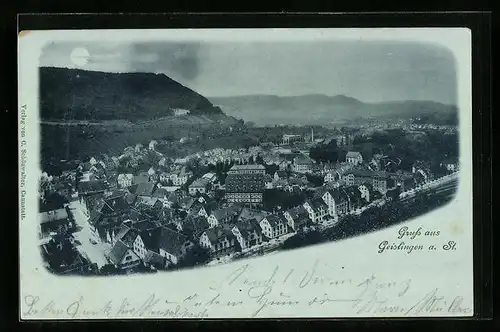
281 230 325 250
99 264 120 275
177 245 211 268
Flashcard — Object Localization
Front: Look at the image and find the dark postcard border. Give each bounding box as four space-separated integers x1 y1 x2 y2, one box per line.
13 12 493 331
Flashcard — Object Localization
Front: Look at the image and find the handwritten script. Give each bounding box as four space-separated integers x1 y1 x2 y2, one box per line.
22 260 471 319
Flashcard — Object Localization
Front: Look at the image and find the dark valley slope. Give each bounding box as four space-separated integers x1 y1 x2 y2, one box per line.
40 67 223 121
39 67 235 165
209 94 458 126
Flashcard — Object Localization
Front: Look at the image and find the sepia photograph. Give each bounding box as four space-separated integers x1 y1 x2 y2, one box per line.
19 27 473 319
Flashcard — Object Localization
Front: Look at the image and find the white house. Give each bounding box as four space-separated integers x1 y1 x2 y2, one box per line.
346 151 363 165
148 167 156 176
189 204 209 218
324 172 337 183
321 189 349 220
158 157 168 168
107 240 141 270
292 155 313 173
303 198 329 223
441 158 458 172
171 170 192 186
199 226 239 257
259 214 289 239
159 172 170 184
231 219 265 250
207 206 241 228
117 173 134 188
202 172 218 183
149 140 158 150
283 205 311 231
358 183 372 203
188 178 210 196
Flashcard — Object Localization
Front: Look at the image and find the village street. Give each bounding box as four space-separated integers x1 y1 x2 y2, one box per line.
68 200 111 268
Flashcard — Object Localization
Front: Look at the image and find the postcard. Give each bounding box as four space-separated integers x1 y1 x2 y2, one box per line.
18 27 473 319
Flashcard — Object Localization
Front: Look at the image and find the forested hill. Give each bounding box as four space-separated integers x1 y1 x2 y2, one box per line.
39 67 224 121
209 94 458 126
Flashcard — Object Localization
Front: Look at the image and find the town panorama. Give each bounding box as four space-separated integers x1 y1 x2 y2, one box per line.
37 42 459 276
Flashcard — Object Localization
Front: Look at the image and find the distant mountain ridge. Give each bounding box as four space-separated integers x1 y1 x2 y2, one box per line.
40 67 224 121
208 94 458 125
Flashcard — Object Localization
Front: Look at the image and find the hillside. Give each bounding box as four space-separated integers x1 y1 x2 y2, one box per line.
40 114 240 165
38 67 235 165
209 94 458 126
40 67 223 121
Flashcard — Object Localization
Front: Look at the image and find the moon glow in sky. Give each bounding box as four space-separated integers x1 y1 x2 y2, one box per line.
70 47 90 67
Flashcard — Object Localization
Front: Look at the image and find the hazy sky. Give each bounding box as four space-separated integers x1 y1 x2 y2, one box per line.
39 40 457 104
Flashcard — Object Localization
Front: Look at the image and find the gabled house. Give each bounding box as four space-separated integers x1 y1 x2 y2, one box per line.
117 174 134 188
143 251 166 270
292 155 313 174
138 226 194 266
179 196 197 211
135 143 144 153
134 196 164 217
358 182 373 203
157 206 176 224
151 187 169 206
283 205 312 231
107 240 141 270
38 207 72 240
232 219 265 250
113 225 151 263
188 204 209 219
202 172 217 183
199 226 240 257
344 186 364 211
87 192 132 243
130 182 157 198
207 205 242 228
346 151 363 165
165 191 182 208
188 178 210 196
287 177 309 191
278 160 291 171
179 215 211 241
77 180 108 200
324 172 338 183
130 220 159 233
237 207 269 223
158 157 168 168
260 214 290 239
149 140 158 150
159 172 170 184
321 189 350 220
303 198 329 223
89 162 106 178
